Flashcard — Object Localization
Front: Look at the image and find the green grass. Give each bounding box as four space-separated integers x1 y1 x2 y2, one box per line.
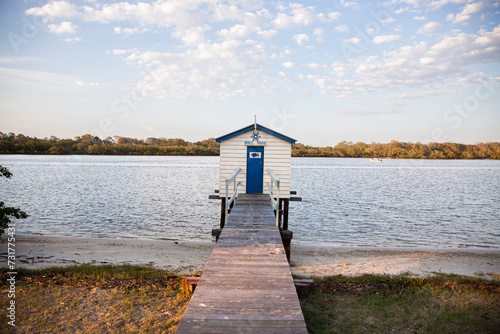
1 266 499 334
11 263 184 279
1 264 195 334
299 273 500 334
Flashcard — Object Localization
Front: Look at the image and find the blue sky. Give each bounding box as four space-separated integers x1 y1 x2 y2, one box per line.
0 0 499 146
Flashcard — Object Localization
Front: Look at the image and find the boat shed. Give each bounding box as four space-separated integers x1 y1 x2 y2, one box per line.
215 123 296 199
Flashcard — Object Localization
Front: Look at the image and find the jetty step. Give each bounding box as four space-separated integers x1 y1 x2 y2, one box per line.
176 194 308 333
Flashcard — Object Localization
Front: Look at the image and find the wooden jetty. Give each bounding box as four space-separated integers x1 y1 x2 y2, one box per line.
176 194 308 333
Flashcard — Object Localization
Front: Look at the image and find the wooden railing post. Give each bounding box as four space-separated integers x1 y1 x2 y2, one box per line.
225 168 241 225
267 169 280 227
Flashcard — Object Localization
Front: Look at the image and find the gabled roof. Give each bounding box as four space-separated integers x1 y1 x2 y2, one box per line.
215 123 296 144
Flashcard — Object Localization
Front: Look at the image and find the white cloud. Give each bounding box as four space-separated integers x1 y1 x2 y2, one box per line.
47 21 77 34
314 28 325 42
395 7 410 14
331 62 348 77
447 1 488 23
343 37 363 44
110 48 138 56
74 80 107 88
328 11 341 20
307 63 327 70
335 25 349 33
76 1 271 47
241 10 269 29
418 21 442 33
480 13 491 21
462 1 488 14
81 0 206 27
426 24 500 65
256 29 278 39
400 0 470 10
457 72 493 85
0 66 101 90
110 37 284 101
339 0 360 9
293 34 309 46
373 34 401 44
419 57 434 64
174 25 211 46
272 4 324 29
26 1 77 20
25 0 497 104
218 24 252 39
114 26 150 35
0 57 35 64
64 37 82 43
82 2 144 23
315 24 500 97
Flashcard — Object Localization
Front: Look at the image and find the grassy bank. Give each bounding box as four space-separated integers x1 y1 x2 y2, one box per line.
0 264 192 334
1 265 499 333
300 273 500 334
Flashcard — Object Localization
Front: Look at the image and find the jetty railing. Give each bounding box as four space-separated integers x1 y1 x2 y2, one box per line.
225 168 241 223
267 169 280 227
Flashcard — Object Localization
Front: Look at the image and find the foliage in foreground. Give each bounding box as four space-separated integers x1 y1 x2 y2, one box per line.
0 166 28 236
300 273 500 334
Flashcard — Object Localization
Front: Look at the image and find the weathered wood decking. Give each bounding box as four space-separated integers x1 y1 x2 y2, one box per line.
176 194 308 334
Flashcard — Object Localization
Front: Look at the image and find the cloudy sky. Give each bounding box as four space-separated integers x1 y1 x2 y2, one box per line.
0 0 499 146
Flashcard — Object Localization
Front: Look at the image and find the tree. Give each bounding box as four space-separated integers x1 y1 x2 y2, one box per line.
0 166 28 236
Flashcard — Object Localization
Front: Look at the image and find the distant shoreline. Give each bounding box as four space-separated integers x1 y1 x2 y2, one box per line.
1 132 499 159
2 153 500 160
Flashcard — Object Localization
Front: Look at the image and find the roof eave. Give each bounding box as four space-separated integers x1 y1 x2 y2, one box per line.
215 123 296 144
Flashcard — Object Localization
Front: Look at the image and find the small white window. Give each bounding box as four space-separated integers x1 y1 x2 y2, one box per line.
249 152 261 158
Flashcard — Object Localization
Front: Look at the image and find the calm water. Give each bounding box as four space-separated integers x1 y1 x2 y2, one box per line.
1 155 499 249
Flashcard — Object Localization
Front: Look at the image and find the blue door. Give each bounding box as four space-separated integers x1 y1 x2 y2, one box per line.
246 146 264 193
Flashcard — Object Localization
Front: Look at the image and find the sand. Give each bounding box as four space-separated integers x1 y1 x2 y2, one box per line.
290 244 500 279
2 234 499 279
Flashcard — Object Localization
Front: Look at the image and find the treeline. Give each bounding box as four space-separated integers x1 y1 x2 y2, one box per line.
0 133 220 156
292 141 500 159
1 132 499 159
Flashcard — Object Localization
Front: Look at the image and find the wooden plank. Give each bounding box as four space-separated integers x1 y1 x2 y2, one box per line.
176 325 308 334
178 318 306 328
186 307 304 315
181 313 305 321
187 300 302 308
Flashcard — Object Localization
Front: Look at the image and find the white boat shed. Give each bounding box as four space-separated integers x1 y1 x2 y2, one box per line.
215 123 296 199
213 122 299 260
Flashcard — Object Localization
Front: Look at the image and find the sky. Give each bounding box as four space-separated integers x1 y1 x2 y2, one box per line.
0 0 499 146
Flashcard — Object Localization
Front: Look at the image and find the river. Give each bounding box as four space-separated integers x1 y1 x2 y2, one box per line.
1 155 499 249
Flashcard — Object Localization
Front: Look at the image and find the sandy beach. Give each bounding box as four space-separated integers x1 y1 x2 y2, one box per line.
2 234 499 279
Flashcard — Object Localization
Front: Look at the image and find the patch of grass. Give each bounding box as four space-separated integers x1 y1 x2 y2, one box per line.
11 263 182 280
3 266 499 334
1 264 195 334
299 273 500 334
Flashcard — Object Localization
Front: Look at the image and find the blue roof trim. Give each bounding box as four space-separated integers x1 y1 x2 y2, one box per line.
215 123 296 144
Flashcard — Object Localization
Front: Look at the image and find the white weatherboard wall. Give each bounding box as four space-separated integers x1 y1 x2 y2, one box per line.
219 130 291 199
